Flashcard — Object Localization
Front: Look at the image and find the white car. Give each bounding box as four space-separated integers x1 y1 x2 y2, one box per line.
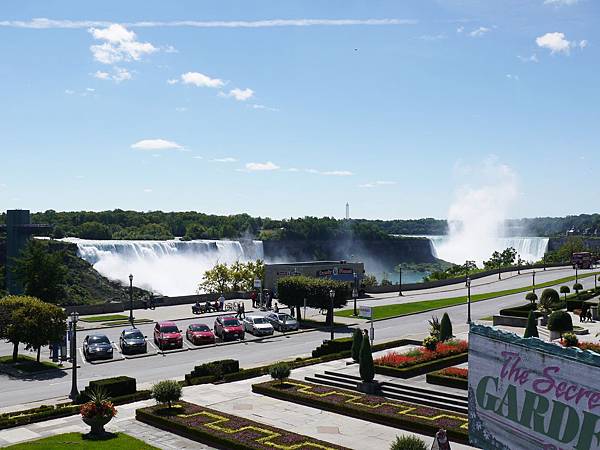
242 315 274 336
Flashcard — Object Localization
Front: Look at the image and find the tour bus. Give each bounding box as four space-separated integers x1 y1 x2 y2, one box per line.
572 252 592 269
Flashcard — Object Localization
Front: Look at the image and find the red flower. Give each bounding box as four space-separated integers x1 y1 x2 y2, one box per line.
374 340 468 368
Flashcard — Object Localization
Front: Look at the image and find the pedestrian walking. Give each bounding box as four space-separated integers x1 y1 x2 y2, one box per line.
218 293 225 311
251 290 257 308
273 302 279 313
240 302 245 319
580 308 586 323
431 429 451 450
586 308 593 322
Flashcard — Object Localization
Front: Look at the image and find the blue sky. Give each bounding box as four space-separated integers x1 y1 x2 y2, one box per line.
0 0 598 220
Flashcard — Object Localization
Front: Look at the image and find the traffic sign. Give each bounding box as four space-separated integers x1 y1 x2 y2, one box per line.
359 305 372 319
254 279 262 289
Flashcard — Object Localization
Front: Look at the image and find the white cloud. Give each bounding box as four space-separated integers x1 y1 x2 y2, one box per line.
0 18 417 29
143 188 153 193
506 74 520 81
469 27 490 37
175 106 188 112
181 71 225 88
166 78 179 85
287 168 300 172
245 161 279 171
579 39 588 49
192 155 203 159
131 139 183 150
456 26 464 33
376 180 396 185
89 24 157 64
163 45 178 53
359 183 376 188
321 170 353 176
418 34 446 41
251 104 279 112
517 54 539 63
536 32 585 54
94 70 110 80
221 88 254 101
544 0 579 5
65 89 75 94
86 87 95 92
360 180 396 188
212 157 237 163
94 67 131 82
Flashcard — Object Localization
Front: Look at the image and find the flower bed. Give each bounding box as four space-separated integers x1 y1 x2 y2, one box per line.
578 342 600 353
426 367 468 390
252 379 468 444
136 401 347 450
373 340 468 378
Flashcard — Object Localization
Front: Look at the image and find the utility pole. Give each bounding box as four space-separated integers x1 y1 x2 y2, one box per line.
466 277 472 324
69 312 79 400
398 265 403 297
129 274 134 327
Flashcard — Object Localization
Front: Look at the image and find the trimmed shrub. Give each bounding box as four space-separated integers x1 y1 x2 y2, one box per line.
351 329 362 363
186 359 239 382
390 435 427 450
562 332 578 347
500 303 542 318
547 310 573 337
524 310 539 338
312 337 353 358
269 362 291 385
359 335 375 382
423 335 439 351
439 313 453 341
525 292 538 304
573 283 584 297
78 376 136 403
151 380 182 409
560 286 570 301
539 289 560 312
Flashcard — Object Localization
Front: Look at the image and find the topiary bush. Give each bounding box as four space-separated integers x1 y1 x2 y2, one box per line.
523 310 539 338
390 435 428 450
359 334 375 383
539 288 560 313
560 286 570 301
151 380 182 409
269 362 291 385
351 329 362 363
439 312 453 341
547 310 573 337
573 283 583 297
525 292 538 304
423 335 439 351
562 332 578 347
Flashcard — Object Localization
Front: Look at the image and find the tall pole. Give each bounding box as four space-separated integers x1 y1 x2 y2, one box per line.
129 274 134 327
69 312 79 400
543 253 546 271
498 262 502 280
398 266 403 297
575 266 579 284
466 277 471 324
352 273 358 316
517 254 521 275
532 270 536 295
329 289 335 341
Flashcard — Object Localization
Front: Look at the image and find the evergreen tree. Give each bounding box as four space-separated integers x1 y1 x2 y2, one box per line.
439 312 453 341
524 310 539 338
359 334 375 383
351 328 362 362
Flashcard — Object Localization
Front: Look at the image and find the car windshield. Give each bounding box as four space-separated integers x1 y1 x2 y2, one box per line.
89 335 109 344
278 314 293 321
124 331 143 339
253 317 267 324
190 324 210 332
160 325 179 333
224 319 240 327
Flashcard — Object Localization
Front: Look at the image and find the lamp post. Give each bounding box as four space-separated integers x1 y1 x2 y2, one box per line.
398 265 403 297
69 312 79 400
128 274 134 327
498 262 502 280
466 277 472 324
517 254 521 275
575 265 579 284
532 270 536 295
543 253 546 271
352 273 359 316
329 289 335 341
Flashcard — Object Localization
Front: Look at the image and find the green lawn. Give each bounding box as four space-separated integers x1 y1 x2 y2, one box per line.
101 319 153 327
336 271 600 321
5 432 158 449
79 314 130 323
0 355 61 373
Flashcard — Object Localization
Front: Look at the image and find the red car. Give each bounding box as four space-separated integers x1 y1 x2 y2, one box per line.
214 316 245 341
186 323 215 345
153 321 183 350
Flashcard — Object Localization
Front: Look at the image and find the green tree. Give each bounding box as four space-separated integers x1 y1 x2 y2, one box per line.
13 300 66 361
359 334 375 383
269 362 291 385
12 240 67 304
525 292 538 305
151 380 182 409
351 328 362 363
524 310 539 338
77 221 112 239
559 286 570 301
572 283 583 298
198 263 232 293
439 312 453 341
539 288 559 312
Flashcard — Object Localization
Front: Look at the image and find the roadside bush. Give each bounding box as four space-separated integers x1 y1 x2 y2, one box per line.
547 310 573 337
390 435 427 450
439 313 453 341
351 329 362 363
186 359 239 382
428 315 441 339
524 310 539 339
77 376 137 403
573 283 584 297
560 286 570 301
151 380 181 409
359 335 375 383
269 362 291 385
562 332 578 347
312 337 353 358
539 289 559 312
525 292 538 304
500 303 542 319
423 335 439 351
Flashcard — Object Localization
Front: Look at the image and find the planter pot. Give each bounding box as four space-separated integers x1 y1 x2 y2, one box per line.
82 415 112 436
549 330 561 341
540 314 548 326
357 381 381 395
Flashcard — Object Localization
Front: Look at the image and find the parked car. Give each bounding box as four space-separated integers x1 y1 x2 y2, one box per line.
186 323 216 345
242 315 274 336
119 328 147 355
153 321 183 350
265 312 299 332
83 334 113 361
214 316 245 341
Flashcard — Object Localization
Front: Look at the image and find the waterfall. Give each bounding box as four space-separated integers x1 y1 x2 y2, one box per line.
62 238 264 296
423 235 549 265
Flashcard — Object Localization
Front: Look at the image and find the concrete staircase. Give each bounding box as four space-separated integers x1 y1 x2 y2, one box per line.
305 370 468 415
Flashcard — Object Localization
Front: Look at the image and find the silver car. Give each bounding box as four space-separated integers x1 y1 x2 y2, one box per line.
265 312 300 332
243 315 274 336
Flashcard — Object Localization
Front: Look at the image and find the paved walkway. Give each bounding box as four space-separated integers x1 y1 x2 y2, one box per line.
0 346 476 450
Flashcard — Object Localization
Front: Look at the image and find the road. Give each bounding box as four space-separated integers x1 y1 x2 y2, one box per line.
0 266 596 409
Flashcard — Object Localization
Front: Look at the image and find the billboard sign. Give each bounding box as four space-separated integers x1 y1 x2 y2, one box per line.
468 324 600 450
359 305 372 319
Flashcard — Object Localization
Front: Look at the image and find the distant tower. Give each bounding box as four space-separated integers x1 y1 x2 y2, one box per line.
345 203 350 220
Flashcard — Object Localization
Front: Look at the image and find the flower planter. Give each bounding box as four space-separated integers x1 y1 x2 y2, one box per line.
82 415 112 436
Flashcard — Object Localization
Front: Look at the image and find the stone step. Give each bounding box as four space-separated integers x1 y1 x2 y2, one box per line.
379 379 468 402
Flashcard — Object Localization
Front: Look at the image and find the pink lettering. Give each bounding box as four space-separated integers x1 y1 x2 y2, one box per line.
533 366 558 394
500 351 530 385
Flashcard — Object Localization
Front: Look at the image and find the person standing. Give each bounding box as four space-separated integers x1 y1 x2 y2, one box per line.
273 302 279 313
251 290 257 308
218 293 225 311
431 429 451 450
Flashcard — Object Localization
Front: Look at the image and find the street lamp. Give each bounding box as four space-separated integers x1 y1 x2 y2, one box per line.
543 253 546 271
398 265 403 297
517 254 521 275
329 289 335 341
69 312 79 400
352 273 359 316
532 270 536 294
466 277 472 324
575 265 579 284
129 274 134 327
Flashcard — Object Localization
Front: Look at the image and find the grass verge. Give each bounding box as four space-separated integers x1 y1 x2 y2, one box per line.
79 314 130 323
0 355 61 373
337 271 600 320
4 432 158 449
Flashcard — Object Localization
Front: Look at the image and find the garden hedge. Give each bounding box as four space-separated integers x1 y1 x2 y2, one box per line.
185 359 240 383
374 352 468 379
426 372 468 390
499 303 543 319
76 376 137 403
312 337 354 358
